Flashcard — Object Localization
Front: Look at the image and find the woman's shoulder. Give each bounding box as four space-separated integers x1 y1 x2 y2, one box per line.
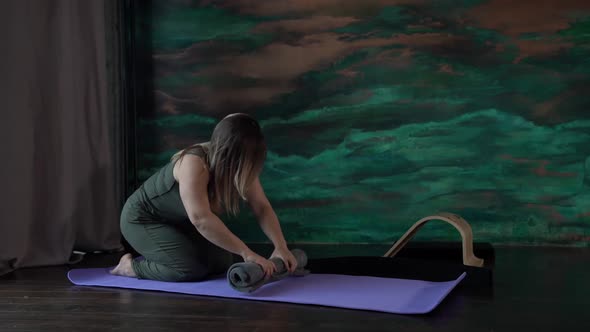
172 151 209 182
183 143 208 157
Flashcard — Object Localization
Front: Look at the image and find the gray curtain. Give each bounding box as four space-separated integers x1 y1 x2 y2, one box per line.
0 0 123 275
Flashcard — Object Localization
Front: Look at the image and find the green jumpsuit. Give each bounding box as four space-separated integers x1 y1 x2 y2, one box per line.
120 147 234 281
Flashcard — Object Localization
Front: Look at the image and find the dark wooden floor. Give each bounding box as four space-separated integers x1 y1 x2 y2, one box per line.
1 246 589 332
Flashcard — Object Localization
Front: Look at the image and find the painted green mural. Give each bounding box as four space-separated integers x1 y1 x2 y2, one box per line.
136 0 590 246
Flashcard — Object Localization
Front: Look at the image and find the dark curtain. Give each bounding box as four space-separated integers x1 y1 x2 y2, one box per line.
0 0 124 275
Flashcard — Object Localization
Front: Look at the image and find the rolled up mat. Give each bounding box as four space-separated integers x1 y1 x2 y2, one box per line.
67 267 465 315
227 248 309 293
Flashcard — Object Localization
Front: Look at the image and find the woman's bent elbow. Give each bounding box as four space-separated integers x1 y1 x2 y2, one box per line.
189 213 208 229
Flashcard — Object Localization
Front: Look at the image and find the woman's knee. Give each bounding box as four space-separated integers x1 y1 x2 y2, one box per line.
145 267 205 282
206 251 234 275
132 259 207 282
171 263 209 282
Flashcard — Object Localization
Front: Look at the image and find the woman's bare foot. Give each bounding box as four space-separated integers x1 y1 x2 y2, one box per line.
110 253 137 277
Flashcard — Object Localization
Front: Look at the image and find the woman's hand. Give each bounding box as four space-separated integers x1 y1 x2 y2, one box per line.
242 250 276 277
270 246 298 273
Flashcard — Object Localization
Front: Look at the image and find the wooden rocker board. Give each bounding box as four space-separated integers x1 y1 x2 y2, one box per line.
383 212 485 267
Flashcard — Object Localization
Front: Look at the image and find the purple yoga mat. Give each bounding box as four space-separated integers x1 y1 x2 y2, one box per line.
68 268 465 314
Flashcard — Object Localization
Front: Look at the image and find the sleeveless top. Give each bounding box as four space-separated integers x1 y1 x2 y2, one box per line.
123 146 209 225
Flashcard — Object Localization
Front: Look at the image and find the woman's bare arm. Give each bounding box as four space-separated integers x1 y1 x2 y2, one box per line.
175 155 250 257
246 177 288 250
175 155 276 275
246 177 298 272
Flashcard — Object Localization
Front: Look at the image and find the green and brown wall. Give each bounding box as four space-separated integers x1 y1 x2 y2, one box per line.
135 0 590 246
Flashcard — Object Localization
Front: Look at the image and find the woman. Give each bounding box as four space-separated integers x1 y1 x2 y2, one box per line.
110 113 297 281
